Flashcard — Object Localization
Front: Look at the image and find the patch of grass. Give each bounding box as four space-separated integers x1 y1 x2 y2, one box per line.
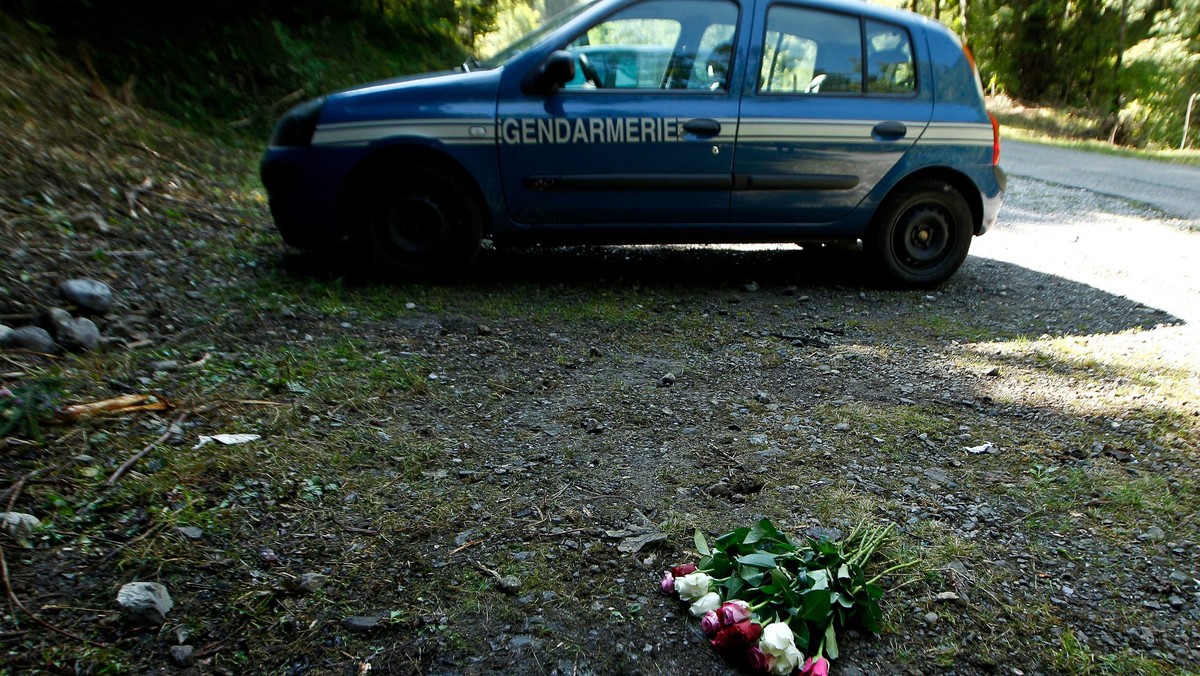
0 376 62 440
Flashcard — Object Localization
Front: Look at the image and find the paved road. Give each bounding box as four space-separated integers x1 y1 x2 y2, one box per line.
1002 140 1200 220
974 143 1200 327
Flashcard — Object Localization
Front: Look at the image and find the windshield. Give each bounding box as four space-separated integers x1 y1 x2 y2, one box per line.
474 0 602 69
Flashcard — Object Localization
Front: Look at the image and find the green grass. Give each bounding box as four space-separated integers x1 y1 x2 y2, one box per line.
992 96 1200 166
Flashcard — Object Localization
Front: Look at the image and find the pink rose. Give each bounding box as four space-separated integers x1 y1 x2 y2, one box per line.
710 620 763 656
800 656 830 676
718 599 752 626
660 571 675 594
700 610 722 637
747 645 776 673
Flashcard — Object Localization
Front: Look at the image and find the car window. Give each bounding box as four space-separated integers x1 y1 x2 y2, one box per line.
563 0 739 91
759 7 862 95
865 20 915 94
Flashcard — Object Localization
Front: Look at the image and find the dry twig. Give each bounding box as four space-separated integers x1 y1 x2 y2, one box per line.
105 410 188 487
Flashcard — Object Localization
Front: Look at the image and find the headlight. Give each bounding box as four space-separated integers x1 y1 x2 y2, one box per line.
269 96 326 147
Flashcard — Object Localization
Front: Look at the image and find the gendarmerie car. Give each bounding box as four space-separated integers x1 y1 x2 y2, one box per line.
261 0 1005 287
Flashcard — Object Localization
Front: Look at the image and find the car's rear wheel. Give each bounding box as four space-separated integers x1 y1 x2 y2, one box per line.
358 165 482 280
868 179 973 288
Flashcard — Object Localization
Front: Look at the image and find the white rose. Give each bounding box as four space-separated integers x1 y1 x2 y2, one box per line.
673 571 713 601
689 591 722 616
759 622 804 675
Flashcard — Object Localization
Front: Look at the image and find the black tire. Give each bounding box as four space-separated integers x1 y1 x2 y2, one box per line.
357 165 482 280
867 179 973 288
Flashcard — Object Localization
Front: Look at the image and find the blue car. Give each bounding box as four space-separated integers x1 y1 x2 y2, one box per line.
261 0 1004 287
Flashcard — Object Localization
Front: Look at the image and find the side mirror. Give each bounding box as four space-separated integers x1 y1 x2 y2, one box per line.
522 50 576 95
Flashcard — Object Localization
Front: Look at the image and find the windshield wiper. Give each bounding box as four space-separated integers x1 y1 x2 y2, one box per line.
461 55 480 72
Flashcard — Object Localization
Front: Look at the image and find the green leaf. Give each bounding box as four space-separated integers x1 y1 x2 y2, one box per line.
747 518 792 548
737 552 778 569
866 583 885 599
707 551 734 578
780 579 801 609
809 569 830 591
790 617 811 652
724 575 745 599
825 622 839 660
837 563 851 579
739 568 765 587
716 527 751 550
800 589 831 622
694 529 710 557
861 600 884 633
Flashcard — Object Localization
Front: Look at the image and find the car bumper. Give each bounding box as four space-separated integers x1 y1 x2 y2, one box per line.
260 147 341 250
977 164 1007 235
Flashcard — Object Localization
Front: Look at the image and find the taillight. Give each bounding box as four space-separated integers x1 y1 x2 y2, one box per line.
988 112 1001 166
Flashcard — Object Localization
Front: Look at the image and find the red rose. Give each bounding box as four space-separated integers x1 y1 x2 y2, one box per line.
671 563 698 577
710 620 763 656
746 645 776 673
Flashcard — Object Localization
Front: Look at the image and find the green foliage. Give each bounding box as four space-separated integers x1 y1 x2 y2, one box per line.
8 0 468 133
476 0 544 60
900 0 1197 147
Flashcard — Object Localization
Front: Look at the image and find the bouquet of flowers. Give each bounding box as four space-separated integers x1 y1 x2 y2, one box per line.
661 518 912 675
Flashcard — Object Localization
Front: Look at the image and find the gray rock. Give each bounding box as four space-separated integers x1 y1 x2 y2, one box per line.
150 359 181 372
43 308 73 334
0 324 11 344
1140 526 1166 542
660 372 676 386
833 422 851 432
169 645 195 667
297 573 328 593
57 318 100 352
754 391 771 404
175 526 203 539
924 611 940 625
498 575 522 594
117 581 174 625
341 615 381 632
2 326 57 353
1 512 42 548
57 279 113 314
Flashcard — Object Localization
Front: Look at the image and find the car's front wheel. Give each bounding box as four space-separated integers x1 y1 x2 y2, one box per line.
867 179 973 288
358 165 482 280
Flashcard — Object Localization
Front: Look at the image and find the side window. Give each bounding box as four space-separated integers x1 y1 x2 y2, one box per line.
563 0 739 91
759 7 861 95
866 21 915 94
687 24 737 90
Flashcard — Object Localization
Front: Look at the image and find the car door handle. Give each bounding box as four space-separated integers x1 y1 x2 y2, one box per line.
872 120 907 139
683 118 721 137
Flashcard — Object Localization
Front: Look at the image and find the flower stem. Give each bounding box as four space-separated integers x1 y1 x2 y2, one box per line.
864 558 920 585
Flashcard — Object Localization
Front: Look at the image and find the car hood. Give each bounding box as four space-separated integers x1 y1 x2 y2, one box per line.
320 69 503 125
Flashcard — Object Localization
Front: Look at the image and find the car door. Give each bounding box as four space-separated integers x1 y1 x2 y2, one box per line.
732 2 933 223
497 0 743 225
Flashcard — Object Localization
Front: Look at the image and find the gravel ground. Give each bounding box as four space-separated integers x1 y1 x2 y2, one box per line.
3 43 1200 672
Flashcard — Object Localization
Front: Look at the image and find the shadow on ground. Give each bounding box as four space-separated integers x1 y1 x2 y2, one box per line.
278 243 1184 342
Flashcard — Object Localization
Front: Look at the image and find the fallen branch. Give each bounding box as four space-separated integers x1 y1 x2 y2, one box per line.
1 542 107 648
2 467 49 513
105 411 188 487
228 89 306 129
59 394 172 422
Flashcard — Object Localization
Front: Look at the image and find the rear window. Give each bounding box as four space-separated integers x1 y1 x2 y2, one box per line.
759 7 915 95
